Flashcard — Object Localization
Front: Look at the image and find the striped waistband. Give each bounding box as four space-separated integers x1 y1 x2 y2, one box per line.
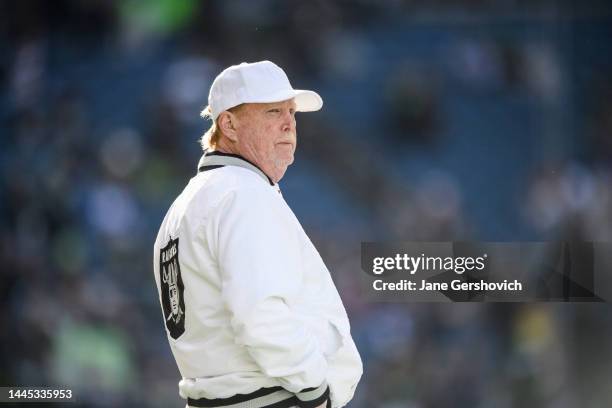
187 386 296 408
187 384 330 408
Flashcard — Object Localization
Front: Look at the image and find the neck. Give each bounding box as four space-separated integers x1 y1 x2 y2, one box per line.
214 138 239 156
211 142 280 184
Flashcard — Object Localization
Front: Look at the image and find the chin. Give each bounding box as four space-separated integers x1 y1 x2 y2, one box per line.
272 163 291 181
275 154 294 166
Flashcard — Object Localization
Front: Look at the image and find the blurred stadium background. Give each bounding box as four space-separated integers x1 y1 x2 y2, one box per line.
1 0 612 407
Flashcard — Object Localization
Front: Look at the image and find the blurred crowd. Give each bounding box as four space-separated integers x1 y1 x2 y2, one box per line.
1 1 612 407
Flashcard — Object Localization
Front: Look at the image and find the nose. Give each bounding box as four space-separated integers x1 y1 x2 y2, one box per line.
281 111 296 133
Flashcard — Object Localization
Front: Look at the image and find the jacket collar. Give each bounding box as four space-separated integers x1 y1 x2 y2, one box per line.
197 150 276 187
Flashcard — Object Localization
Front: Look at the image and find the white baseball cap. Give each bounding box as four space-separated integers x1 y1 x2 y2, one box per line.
207 60 323 120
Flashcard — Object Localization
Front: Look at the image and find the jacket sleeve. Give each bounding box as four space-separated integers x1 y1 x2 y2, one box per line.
212 185 329 403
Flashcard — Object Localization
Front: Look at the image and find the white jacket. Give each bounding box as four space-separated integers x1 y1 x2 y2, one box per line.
153 152 362 408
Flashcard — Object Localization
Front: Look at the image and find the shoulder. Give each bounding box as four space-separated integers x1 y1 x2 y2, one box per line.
198 166 274 200
218 166 273 192
188 166 279 215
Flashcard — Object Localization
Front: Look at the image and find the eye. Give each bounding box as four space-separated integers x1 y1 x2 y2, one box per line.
267 108 281 114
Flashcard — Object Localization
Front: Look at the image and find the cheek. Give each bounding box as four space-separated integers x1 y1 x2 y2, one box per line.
250 128 276 158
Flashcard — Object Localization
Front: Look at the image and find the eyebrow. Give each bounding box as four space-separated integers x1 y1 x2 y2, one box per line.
265 104 296 110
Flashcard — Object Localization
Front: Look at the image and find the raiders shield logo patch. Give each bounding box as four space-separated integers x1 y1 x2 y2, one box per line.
159 238 185 339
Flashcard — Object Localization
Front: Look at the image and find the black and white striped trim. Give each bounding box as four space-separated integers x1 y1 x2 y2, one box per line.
187 386 292 408
186 383 329 408
295 382 330 408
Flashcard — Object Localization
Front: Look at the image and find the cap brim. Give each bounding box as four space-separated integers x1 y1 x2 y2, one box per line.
293 89 323 112
240 88 323 113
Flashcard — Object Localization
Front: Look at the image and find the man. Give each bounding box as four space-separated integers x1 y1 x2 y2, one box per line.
153 61 362 408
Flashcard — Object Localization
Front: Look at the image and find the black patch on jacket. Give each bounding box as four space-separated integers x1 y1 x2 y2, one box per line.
159 237 186 339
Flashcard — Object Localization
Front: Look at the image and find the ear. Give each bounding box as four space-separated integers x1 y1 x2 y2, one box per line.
218 111 239 142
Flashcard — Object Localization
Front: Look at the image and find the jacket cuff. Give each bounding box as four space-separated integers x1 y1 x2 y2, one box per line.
295 382 329 408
